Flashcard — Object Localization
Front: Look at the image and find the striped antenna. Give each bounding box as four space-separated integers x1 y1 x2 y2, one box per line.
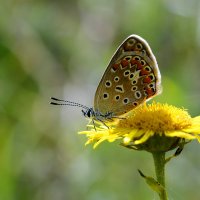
50 97 89 110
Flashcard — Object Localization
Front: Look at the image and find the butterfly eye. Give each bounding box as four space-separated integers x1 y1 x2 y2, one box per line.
133 56 141 61
136 43 143 50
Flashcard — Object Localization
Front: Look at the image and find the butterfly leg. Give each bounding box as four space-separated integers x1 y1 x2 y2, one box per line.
92 118 97 131
97 119 109 129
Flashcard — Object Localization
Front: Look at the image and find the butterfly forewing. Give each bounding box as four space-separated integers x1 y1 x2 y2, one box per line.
94 34 161 116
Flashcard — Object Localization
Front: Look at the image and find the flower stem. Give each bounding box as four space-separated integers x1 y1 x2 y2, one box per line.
152 152 168 200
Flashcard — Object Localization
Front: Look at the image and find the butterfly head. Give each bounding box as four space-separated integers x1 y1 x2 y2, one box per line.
81 107 95 118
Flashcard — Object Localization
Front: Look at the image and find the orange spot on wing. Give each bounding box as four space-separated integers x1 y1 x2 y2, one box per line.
112 63 120 71
131 59 142 70
121 59 129 68
140 68 150 76
145 87 155 97
130 59 137 65
143 76 152 84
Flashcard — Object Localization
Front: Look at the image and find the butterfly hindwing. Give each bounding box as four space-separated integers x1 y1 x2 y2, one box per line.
94 35 161 116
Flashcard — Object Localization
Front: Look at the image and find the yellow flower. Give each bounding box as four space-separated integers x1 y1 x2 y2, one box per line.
79 102 200 151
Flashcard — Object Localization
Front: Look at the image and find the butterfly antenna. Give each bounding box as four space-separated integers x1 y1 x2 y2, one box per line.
50 97 89 109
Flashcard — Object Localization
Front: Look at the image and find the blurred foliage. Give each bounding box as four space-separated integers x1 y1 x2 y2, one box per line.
0 0 200 199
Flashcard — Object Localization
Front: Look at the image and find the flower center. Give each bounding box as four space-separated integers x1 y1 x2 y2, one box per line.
119 102 192 132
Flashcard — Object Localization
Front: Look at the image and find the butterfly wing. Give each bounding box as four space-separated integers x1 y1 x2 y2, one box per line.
94 34 161 116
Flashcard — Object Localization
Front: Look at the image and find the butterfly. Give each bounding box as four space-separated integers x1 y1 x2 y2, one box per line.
51 34 161 127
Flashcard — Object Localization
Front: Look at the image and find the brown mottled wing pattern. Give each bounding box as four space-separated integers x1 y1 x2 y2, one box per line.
94 35 161 116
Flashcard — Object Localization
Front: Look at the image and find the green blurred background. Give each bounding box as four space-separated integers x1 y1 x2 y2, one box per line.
1 0 200 199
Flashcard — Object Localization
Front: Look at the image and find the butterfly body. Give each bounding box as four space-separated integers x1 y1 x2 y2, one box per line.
81 107 113 121
51 34 161 127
